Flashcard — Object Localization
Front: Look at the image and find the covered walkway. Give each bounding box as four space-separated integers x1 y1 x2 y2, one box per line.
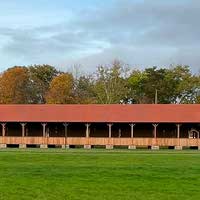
0 104 199 149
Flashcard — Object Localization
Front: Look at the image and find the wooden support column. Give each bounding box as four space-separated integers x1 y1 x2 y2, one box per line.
175 124 182 150
20 123 27 148
26 127 29 137
129 124 136 150
129 124 135 138
20 123 26 137
0 123 6 148
152 124 159 138
41 123 47 148
1 123 6 137
63 123 69 137
85 123 91 138
63 123 69 149
41 123 47 137
107 124 113 138
196 129 200 150
152 124 159 150
198 127 200 150
85 123 91 149
118 128 121 138
176 124 181 138
106 124 113 149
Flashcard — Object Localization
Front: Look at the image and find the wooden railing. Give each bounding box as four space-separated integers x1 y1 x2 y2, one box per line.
0 137 199 147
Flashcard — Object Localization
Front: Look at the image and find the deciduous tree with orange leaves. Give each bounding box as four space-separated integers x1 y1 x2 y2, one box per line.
0 66 30 104
45 73 74 104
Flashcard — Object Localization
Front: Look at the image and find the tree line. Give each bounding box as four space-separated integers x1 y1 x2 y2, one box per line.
0 61 199 104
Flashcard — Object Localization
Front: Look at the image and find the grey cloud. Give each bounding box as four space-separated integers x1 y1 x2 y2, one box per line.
0 0 200 72
73 0 200 47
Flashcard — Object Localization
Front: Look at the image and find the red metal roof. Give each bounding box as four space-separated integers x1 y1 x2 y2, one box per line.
0 104 199 123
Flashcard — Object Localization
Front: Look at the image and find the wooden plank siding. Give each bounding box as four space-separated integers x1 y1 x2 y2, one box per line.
0 137 200 147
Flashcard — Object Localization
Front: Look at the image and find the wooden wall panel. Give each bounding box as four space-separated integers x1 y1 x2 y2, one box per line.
0 137 200 147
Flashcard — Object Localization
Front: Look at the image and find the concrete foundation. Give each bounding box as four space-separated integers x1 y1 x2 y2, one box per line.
61 145 70 149
151 146 159 150
0 144 7 148
40 144 48 149
198 146 200 150
19 144 26 149
66 145 70 149
175 146 182 150
128 145 136 150
84 145 91 149
106 145 113 149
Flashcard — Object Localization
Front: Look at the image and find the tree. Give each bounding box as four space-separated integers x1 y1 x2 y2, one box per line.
94 61 129 104
0 62 198 105
0 66 30 104
196 73 200 103
128 65 200 104
127 70 148 103
128 67 172 103
170 66 200 103
46 73 74 104
28 65 60 103
74 75 97 104
142 67 173 103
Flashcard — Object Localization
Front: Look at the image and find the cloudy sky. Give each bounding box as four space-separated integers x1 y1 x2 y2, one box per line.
0 0 199 72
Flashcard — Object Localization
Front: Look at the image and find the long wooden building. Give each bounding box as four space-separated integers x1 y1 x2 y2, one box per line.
0 104 199 149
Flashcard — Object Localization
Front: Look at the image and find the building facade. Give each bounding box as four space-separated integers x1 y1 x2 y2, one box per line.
0 104 199 149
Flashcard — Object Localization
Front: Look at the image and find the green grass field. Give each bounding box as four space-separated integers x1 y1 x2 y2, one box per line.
0 149 200 200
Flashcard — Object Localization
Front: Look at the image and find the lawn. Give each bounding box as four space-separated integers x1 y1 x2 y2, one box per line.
0 149 200 200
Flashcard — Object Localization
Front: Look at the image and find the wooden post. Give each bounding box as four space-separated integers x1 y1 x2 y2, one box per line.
63 123 69 149
152 124 159 138
175 124 182 150
1 123 6 137
118 128 121 138
85 124 91 138
176 124 181 138
151 124 159 150
41 123 47 148
19 123 27 148
63 123 69 137
26 127 28 137
129 124 135 138
107 124 113 138
41 123 47 137
128 124 136 150
0 123 6 148
20 123 26 137
106 124 113 149
198 130 200 150
84 124 91 149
